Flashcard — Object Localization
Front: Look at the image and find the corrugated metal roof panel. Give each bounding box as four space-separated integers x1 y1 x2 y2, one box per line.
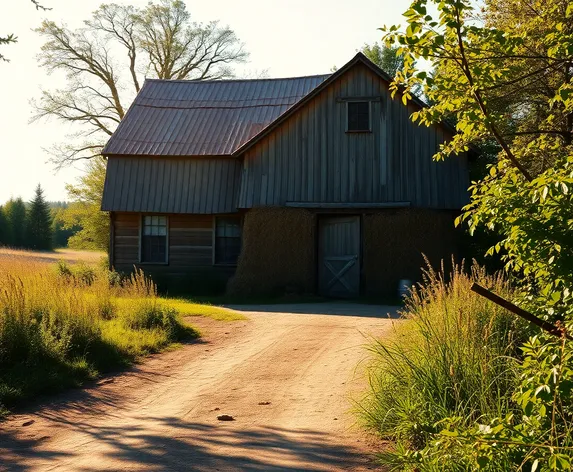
101 156 242 213
102 75 330 157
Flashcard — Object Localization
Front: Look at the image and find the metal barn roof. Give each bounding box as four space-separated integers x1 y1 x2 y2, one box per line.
102 75 330 157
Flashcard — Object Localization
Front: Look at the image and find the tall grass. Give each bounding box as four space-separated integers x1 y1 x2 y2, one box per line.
0 256 196 414
358 260 527 465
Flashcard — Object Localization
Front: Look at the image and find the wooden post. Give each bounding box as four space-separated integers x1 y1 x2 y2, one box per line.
471 283 571 341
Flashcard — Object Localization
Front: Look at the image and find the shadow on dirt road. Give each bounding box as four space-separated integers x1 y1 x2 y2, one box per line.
1 413 376 471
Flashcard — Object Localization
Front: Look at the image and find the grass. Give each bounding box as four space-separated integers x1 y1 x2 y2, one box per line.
0 247 106 264
357 260 527 468
160 298 247 321
0 250 240 415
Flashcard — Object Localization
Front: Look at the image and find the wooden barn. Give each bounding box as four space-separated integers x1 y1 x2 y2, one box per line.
101 53 469 297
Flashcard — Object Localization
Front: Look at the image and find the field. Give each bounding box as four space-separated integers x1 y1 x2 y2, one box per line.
0 248 242 415
0 247 106 264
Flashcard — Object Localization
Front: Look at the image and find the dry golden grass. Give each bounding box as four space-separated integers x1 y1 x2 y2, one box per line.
0 255 197 414
0 247 106 265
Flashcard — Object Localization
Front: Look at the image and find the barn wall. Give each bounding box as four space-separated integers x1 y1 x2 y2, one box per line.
362 208 460 297
102 156 242 214
111 212 234 294
227 207 316 296
226 207 460 298
238 62 469 210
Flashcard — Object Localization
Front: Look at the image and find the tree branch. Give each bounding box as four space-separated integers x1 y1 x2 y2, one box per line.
454 5 533 182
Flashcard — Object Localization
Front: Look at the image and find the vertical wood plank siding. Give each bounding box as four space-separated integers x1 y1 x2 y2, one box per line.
102 157 242 214
238 63 469 210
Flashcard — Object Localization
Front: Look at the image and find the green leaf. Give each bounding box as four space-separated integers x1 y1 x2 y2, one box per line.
476 456 490 468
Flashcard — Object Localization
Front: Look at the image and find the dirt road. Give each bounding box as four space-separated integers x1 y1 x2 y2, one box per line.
0 303 396 471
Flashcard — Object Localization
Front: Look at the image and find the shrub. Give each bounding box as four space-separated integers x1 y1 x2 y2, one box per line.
55 259 73 280
359 260 528 469
73 263 97 286
55 259 98 286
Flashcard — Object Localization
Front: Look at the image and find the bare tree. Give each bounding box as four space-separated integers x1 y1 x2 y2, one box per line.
32 0 248 167
1 0 50 62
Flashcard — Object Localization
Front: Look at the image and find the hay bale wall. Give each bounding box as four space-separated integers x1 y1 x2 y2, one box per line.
362 208 460 296
227 207 316 296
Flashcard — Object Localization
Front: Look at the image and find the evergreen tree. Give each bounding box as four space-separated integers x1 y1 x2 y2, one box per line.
0 206 9 246
4 198 27 247
26 184 53 250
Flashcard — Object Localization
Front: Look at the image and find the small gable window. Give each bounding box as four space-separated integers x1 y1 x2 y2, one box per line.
141 215 168 263
347 101 370 132
215 217 242 265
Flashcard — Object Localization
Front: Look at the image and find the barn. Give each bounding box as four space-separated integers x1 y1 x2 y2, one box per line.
101 53 469 297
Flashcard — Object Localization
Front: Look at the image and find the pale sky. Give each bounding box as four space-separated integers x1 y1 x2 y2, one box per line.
0 0 410 204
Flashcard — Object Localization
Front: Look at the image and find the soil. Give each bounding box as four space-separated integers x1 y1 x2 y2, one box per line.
0 302 397 471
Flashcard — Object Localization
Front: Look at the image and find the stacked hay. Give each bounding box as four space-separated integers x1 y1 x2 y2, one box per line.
227 207 316 296
362 208 460 296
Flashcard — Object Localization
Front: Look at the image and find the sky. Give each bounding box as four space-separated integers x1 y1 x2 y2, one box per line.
0 0 410 204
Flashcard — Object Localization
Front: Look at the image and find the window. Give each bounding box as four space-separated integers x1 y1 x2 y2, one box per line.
215 217 242 265
141 215 168 263
347 101 370 132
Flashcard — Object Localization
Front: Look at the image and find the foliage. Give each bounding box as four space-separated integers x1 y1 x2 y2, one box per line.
361 42 404 78
0 255 197 413
62 158 109 250
33 0 247 167
397 334 573 471
372 0 573 468
0 206 9 246
359 261 525 469
51 206 79 248
3 198 27 247
25 184 53 250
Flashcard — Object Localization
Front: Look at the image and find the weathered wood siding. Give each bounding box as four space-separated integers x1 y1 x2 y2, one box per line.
112 212 140 267
111 212 235 292
102 157 242 214
111 212 215 270
169 214 213 268
238 63 469 210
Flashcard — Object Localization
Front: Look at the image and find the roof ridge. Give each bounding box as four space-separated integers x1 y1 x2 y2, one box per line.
144 74 331 84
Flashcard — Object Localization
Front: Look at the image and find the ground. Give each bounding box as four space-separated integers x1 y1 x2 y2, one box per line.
0 302 397 472
0 247 106 264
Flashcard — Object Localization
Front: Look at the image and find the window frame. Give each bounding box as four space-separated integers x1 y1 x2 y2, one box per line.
212 215 242 267
346 100 372 133
139 214 169 265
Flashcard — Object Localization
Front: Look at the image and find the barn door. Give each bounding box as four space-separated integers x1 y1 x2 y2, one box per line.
319 216 360 298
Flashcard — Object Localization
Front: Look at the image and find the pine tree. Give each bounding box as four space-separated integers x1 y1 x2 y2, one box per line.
26 184 53 250
4 198 27 247
0 206 9 246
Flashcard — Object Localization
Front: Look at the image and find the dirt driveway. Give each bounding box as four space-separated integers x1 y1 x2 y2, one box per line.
0 303 397 471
